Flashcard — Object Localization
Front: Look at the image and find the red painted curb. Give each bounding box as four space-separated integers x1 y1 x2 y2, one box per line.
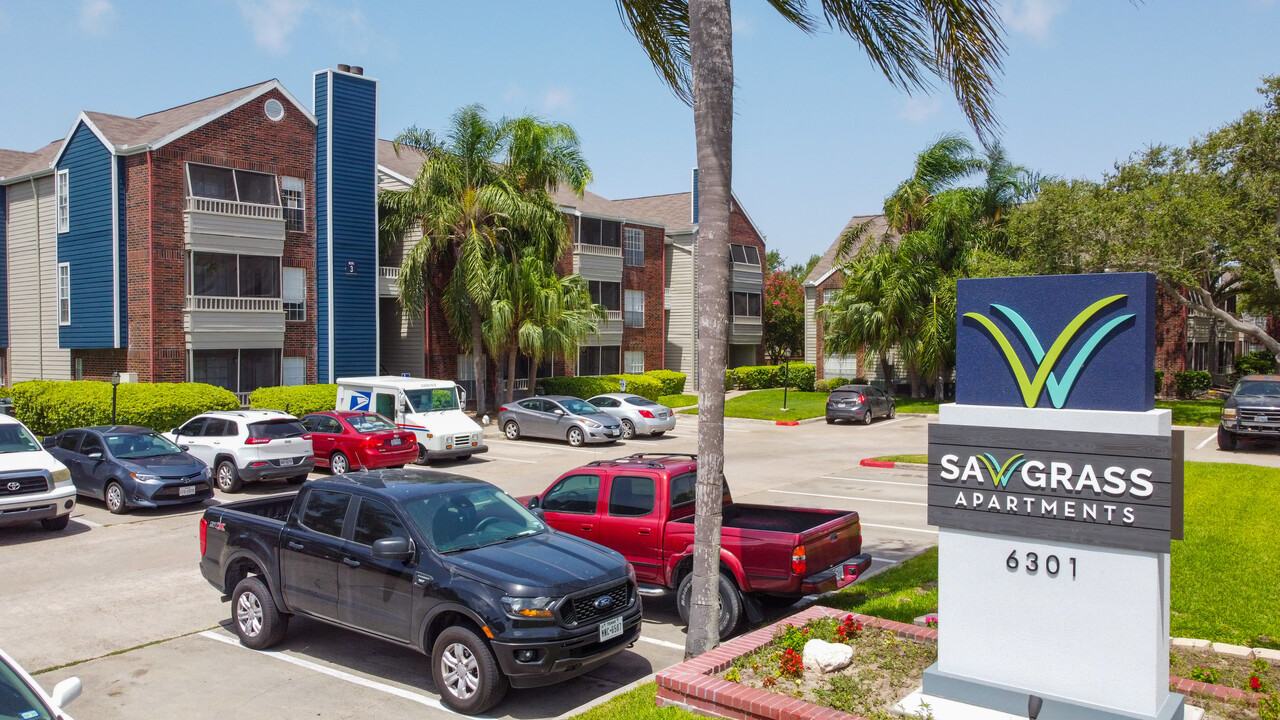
776 420 800 426
860 459 895 468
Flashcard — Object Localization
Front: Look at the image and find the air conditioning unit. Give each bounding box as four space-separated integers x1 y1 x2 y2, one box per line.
117 372 138 384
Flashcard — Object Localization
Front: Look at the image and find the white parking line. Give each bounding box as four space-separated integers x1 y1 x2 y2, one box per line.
861 522 938 535
638 636 686 651
769 490 926 507
1195 432 1217 450
871 556 902 565
199 631 481 717
821 476 924 488
74 516 102 528
873 418 905 428
484 455 539 464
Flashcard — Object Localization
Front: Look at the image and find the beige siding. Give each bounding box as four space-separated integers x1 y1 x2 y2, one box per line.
730 263 763 293
378 299 424 377
7 177 71 382
185 310 285 350
185 211 285 256
378 170 410 192
729 318 763 345
572 251 623 281
664 240 695 382
804 287 817 365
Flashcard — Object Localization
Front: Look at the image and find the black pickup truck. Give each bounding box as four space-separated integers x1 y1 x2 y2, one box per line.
199 470 642 714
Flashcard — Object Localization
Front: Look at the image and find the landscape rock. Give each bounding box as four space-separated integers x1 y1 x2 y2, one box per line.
803 639 854 674
1172 638 1211 649
1253 648 1280 662
1211 642 1254 659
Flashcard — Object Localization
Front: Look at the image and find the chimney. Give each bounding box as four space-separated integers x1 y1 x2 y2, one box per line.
337 63 351 73
350 66 364 76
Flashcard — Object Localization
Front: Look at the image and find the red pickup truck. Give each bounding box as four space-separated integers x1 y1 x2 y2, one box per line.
525 453 871 638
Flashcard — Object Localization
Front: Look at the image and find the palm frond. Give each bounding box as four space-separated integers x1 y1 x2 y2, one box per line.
615 0 693 104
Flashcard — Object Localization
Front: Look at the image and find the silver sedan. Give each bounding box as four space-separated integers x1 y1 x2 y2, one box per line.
586 393 677 439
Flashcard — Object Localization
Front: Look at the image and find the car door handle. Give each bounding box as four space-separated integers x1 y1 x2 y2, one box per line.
286 541 304 550
342 557 361 568
638 528 651 536
580 524 593 531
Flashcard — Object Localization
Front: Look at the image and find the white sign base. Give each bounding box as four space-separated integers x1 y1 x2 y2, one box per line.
894 689 1203 720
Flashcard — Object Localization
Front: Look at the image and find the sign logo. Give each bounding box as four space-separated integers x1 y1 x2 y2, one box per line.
349 391 371 411
964 295 1134 408
976 453 1025 488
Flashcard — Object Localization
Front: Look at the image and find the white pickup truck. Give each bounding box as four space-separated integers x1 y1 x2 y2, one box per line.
0 414 77 532
335 376 488 463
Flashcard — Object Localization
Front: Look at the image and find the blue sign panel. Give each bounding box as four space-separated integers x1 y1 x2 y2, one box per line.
349 390 371 412
955 272 1155 412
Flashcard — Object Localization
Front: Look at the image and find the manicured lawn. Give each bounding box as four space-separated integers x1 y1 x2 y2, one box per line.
659 394 698 409
679 390 829 421
1157 399 1225 427
816 462 1280 647
873 454 928 464
892 396 940 414
564 682 697 720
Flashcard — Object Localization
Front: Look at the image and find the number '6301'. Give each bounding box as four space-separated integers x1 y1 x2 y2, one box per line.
1007 550 1076 579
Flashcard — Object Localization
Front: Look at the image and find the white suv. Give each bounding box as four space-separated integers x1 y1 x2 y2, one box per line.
165 410 315 493
0 414 78 532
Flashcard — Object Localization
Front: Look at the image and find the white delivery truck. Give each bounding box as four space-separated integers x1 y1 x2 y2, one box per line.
335 376 488 463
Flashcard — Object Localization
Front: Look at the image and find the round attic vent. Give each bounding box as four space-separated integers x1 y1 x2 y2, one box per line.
264 98 285 122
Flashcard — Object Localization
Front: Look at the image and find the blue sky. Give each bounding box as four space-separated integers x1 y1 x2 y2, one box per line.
1 1 1277 264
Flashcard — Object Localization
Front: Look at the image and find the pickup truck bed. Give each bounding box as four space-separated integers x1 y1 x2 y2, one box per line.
670 504 847 535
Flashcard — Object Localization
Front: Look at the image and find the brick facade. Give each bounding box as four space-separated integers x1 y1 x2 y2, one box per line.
69 348 128 381
1154 290 1187 392
621 223 666 374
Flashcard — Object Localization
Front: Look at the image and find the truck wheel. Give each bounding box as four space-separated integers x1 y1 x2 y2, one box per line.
416 444 431 465
231 576 288 650
621 419 636 439
567 427 586 447
1217 426 1237 451
431 625 509 715
456 455 472 462
215 460 243 493
41 514 71 532
503 421 521 440
329 451 350 475
676 572 742 640
105 481 128 514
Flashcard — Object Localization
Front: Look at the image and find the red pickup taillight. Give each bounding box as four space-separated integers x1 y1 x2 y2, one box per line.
791 545 806 576
638 409 656 419
245 437 270 445
200 517 208 557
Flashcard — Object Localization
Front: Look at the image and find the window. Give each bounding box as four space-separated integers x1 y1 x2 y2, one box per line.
669 472 731 509
518 398 545 412
57 263 71 325
730 244 760 265
239 256 280 297
191 349 281 395
625 350 645 375
189 252 282 299
57 432 83 452
186 163 280 205
283 356 306 386
624 290 645 328
577 346 621 376
588 281 621 312
240 349 281 391
624 227 645 266
282 176 305 232
732 292 762 317
56 169 69 232
177 418 207 437
283 267 306 321
578 217 622 248
542 474 601 514
589 397 619 408
353 499 408 547
299 490 352 538
608 476 656 517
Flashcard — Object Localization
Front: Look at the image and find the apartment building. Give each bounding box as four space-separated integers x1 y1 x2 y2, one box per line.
0 66 770 402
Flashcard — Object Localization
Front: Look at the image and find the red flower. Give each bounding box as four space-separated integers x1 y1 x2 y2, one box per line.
1251 676 1262 692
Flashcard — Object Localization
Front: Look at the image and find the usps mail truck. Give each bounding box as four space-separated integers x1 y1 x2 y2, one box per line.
335 376 488 463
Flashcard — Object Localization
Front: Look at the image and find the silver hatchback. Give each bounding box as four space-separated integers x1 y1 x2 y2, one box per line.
498 395 624 446
586 393 677 439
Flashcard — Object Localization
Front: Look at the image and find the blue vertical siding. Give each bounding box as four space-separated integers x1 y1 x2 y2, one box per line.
0 185 7 349
116 156 127 347
316 71 377 382
57 122 116 349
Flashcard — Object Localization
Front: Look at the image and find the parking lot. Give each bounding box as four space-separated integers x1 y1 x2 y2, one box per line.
2 410 1269 719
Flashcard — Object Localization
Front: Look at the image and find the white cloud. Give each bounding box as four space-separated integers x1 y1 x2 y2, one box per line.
237 0 310 54
1001 0 1065 43
540 87 575 114
79 0 116 35
900 96 941 124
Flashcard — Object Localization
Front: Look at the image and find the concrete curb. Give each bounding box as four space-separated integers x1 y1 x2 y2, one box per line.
776 420 800 426
860 459 895 469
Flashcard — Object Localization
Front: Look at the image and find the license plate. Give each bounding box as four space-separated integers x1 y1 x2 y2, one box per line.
599 615 623 642
1260 416 1270 423
607 429 619 436
179 485 196 497
280 457 294 466
390 438 403 446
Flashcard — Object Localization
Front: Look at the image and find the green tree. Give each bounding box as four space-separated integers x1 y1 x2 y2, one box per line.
763 270 804 363
379 106 591 413
617 0 1005 656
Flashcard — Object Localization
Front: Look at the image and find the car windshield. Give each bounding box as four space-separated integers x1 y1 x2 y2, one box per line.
560 398 598 415
106 432 183 459
401 486 546 554
405 388 459 413
1233 381 1280 398
248 420 307 439
624 397 661 407
0 656 52 720
0 425 41 454
347 414 398 433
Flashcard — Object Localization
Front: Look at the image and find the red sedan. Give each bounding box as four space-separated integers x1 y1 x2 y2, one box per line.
299 411 418 474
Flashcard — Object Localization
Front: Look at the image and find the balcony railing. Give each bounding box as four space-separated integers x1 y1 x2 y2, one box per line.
574 243 623 257
185 196 284 220
235 392 252 407
605 310 623 322
186 296 283 312
379 266 402 279
731 315 762 325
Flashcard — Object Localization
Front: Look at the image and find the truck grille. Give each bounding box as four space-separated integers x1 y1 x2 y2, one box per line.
1237 408 1278 423
560 581 632 627
0 476 51 497
453 434 474 446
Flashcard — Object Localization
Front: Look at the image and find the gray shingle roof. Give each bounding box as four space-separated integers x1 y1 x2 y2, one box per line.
0 142 61 180
609 192 694 233
803 214 892 287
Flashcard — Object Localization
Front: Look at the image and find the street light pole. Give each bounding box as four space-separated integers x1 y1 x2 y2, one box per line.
781 348 791 411
111 372 121 425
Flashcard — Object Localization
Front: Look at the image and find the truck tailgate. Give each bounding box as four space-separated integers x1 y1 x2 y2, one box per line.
796 510 863 576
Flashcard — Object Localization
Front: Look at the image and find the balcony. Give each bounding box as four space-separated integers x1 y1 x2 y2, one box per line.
582 310 624 346
730 261 763 293
184 197 285 257
572 243 623 281
379 266 401 298
730 314 763 344
184 295 285 351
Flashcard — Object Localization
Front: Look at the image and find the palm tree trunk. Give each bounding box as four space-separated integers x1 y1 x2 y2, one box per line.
908 360 920 398
507 348 518 402
686 0 732 660
470 307 486 415
528 355 541 399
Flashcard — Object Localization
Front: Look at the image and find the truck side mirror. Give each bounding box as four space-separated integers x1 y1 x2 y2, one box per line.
457 386 467 406
372 537 415 560
527 496 540 509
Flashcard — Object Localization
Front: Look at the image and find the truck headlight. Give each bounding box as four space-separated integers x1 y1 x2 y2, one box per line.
1222 408 1236 419
501 596 557 618
51 467 72 485
130 472 163 485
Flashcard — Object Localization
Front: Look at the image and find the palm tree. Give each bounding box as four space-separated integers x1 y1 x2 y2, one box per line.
884 133 983 235
616 0 1005 657
379 106 590 414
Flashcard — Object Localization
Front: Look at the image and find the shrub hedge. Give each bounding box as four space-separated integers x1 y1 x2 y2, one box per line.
725 364 817 392
1173 371 1212 398
644 370 687 396
11 380 240 436
538 374 664 401
249 384 339 416
1235 350 1277 376
825 376 849 391
1154 369 1165 396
